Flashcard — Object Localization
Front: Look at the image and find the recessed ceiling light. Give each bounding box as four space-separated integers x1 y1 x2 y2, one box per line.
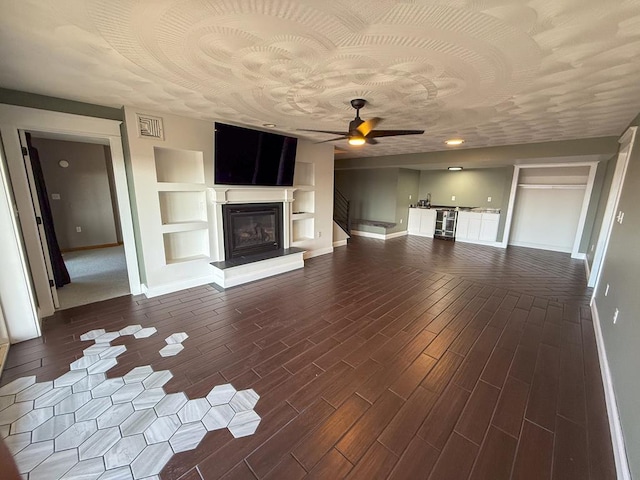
445 138 464 146
263 123 276 128
448 166 463 171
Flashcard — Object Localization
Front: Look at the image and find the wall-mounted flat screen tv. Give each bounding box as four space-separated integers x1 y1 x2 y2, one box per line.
214 122 298 186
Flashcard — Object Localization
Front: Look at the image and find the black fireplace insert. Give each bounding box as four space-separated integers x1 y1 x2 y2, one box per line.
222 203 283 259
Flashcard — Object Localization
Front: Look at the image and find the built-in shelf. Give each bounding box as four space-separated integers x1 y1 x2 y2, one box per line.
154 147 205 183
292 217 314 243
161 221 208 234
155 146 209 264
163 229 210 265
292 212 314 220
293 161 314 187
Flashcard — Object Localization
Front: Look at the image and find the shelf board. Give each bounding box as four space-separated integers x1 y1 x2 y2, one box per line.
165 254 210 265
292 212 314 220
157 182 207 192
161 221 208 234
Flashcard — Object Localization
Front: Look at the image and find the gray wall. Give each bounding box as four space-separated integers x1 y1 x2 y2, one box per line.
335 168 399 223
394 168 420 234
32 137 118 250
419 167 513 240
593 113 640 478
418 167 511 208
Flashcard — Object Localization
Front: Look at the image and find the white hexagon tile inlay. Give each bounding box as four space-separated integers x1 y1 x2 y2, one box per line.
0 327 262 479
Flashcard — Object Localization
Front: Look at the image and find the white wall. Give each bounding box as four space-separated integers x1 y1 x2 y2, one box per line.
123 108 335 295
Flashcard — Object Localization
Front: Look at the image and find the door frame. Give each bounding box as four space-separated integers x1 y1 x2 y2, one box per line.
0 104 141 339
588 126 637 289
501 162 598 258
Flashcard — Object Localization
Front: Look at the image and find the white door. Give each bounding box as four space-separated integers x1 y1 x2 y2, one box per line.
18 130 60 308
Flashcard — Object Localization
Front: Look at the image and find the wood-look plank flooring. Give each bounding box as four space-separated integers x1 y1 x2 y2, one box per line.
1 236 616 479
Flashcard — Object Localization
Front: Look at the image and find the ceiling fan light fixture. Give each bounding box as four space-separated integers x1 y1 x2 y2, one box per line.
348 136 366 146
448 166 463 171
445 138 464 146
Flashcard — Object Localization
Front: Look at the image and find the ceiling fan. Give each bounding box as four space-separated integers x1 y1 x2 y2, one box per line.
300 99 424 146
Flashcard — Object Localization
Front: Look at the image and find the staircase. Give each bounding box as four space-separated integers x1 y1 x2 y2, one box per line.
334 189 351 235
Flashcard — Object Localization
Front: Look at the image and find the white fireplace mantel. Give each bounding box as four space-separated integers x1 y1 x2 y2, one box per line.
208 187 296 205
207 186 296 263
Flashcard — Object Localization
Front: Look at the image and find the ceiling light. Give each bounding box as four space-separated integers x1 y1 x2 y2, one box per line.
448 166 463 171
348 136 366 146
263 123 276 128
445 138 464 146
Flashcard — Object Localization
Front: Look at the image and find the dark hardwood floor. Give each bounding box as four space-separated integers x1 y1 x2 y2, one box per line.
1 236 616 479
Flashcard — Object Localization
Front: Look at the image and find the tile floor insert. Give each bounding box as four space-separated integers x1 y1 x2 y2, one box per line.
1 238 616 479
0 328 262 479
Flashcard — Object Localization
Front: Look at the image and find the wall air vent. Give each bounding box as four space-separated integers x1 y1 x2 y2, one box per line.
137 114 164 140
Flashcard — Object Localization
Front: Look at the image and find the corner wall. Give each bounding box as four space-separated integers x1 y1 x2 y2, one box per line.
592 113 640 478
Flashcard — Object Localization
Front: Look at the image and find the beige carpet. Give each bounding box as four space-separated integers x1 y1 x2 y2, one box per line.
57 245 130 309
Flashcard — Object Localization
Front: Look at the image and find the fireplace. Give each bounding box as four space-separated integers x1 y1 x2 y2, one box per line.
222 203 283 259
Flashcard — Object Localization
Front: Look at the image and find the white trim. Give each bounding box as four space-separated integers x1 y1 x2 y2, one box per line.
454 238 503 248
332 239 348 248
584 257 591 280
517 184 587 189
142 274 214 298
572 252 586 260
210 252 304 289
500 166 520 247
303 246 333 258
350 229 408 240
590 300 631 480
571 164 597 258
0 104 142 333
509 240 573 253
589 126 637 288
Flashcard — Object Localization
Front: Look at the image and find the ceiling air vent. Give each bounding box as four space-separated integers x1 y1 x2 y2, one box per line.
137 114 164 140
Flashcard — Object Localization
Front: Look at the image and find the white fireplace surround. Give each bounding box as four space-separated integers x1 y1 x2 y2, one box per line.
207 187 304 288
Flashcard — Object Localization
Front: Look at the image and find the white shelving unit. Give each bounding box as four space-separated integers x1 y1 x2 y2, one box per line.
292 161 316 246
154 146 209 264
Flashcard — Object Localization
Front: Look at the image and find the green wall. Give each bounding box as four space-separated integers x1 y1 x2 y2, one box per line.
0 88 122 120
418 167 511 208
335 168 399 223
593 113 640 478
394 169 420 234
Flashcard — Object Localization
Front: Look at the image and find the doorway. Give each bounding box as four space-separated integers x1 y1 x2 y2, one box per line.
0 104 141 342
28 133 130 309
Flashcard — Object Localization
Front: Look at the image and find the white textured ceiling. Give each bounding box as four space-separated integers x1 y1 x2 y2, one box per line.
1 0 640 159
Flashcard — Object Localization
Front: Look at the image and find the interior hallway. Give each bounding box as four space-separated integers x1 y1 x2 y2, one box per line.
0 236 614 479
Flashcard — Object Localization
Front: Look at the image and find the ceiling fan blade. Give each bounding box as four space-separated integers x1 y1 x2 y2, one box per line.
316 136 348 143
368 129 425 138
299 129 348 136
357 117 381 137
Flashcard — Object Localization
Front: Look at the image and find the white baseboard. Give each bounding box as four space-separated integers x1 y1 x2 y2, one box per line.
0 341 9 377
141 274 215 298
304 246 333 259
590 300 631 480
351 230 407 240
572 252 587 260
333 239 348 248
455 238 502 248
509 240 573 253
584 258 591 280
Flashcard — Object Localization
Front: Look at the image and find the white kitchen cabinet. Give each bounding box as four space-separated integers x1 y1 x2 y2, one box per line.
407 208 436 238
479 213 499 241
456 211 500 244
